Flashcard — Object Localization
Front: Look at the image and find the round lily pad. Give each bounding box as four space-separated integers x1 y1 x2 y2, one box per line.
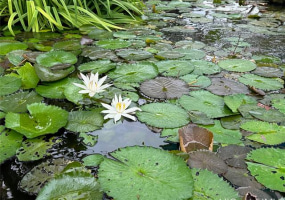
136 103 189 128
218 59 256 72
35 78 69 99
140 77 189 99
0 76 21 96
36 51 78 68
252 67 283 78
0 42 28 55
155 60 195 77
156 50 185 59
98 146 194 200
191 60 221 75
180 74 211 88
175 49 206 60
78 60 116 74
53 40 81 51
96 39 131 50
116 49 153 61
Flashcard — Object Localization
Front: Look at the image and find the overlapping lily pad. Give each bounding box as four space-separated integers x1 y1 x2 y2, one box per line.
116 49 153 61
207 78 250 95
98 146 194 200
175 49 206 60
190 60 221 75
249 107 285 123
35 78 69 99
224 93 257 113
136 103 189 128
78 60 116 73
180 74 211 88
155 60 195 76
0 42 28 55
36 51 77 67
218 59 256 72
53 40 81 51
0 76 21 96
96 39 131 50
14 62 40 89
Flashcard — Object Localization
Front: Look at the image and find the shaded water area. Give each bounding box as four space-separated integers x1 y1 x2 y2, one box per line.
1 0 285 199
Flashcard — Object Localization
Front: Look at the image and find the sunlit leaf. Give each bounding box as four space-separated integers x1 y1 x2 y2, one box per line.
155 60 194 77
36 51 78 67
218 59 256 72
96 39 131 50
224 93 257 113
78 60 116 74
0 76 21 96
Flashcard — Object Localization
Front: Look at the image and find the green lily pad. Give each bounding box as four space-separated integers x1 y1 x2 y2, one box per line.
252 67 283 78
175 40 206 49
272 99 285 114
249 108 285 123
116 49 153 61
140 77 189 99
113 82 139 92
101 87 139 102
15 62 40 89
175 49 206 60
79 133 98 146
64 78 85 104
160 128 179 143
136 103 189 128
155 60 195 76
0 91 43 113
98 146 193 200
0 129 23 164
78 60 116 74
0 42 28 55
224 93 257 113
82 154 104 167
156 50 185 59
246 148 285 192
53 40 82 51
7 50 28 66
35 78 69 99
179 90 234 118
220 115 248 130
36 51 78 68
108 62 158 83
0 76 21 96
180 74 211 88
81 46 118 61
88 29 113 40
218 59 256 72
238 74 283 91
252 55 282 64
191 60 221 75
65 110 104 133
96 39 131 50
241 121 285 145
113 31 137 39
201 120 242 145
188 111 214 125
16 136 61 161
5 103 69 138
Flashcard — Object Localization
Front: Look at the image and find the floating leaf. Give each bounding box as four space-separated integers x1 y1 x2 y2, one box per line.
108 62 158 83
246 148 285 192
180 74 211 88
218 59 256 72
98 146 193 200
188 150 228 174
16 136 60 161
88 28 113 40
35 78 69 99
160 128 179 143
82 154 104 167
116 49 153 61
136 103 189 128
238 74 283 91
0 91 43 113
207 78 250 96
36 51 78 68
79 133 98 146
241 121 285 145
191 60 220 75
179 124 213 153
175 49 206 60
113 82 139 92
249 108 285 123
113 31 136 39
0 76 21 96
220 115 248 130
0 42 28 55
252 55 282 64
65 110 104 133
155 60 194 77
53 40 81 51
96 39 131 50
156 50 185 59
224 93 257 113
252 67 283 78
179 90 233 118
0 129 23 164
201 120 242 145
192 168 240 200
140 77 189 99
16 62 40 89
217 145 252 168
7 50 28 66
78 60 116 74
5 103 69 138
81 46 118 61
272 99 285 114
175 40 206 49
188 111 214 125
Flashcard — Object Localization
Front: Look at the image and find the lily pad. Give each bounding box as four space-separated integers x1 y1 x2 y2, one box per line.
79 133 98 146
155 60 195 76
252 55 282 64
218 59 256 72
16 136 61 161
96 39 131 50
180 74 211 88
7 50 28 66
140 77 189 99
272 99 285 114
238 74 283 91
113 31 137 39
241 121 285 145
0 129 23 164
116 49 153 61
5 103 69 138
246 148 285 192
175 49 206 60
192 168 240 200
179 90 234 118
0 42 28 55
136 103 189 128
191 60 221 75
78 60 116 74
53 40 82 51
224 93 257 113
35 78 69 99
36 51 78 68
188 111 214 125
15 62 40 89
81 46 118 61
156 50 185 59
65 110 104 133
98 146 194 200
108 62 158 83
175 40 206 49
88 29 113 40
82 154 104 167
252 67 283 78
249 107 285 123
207 78 250 96
0 76 21 96
0 91 43 113
160 128 179 143
220 115 248 130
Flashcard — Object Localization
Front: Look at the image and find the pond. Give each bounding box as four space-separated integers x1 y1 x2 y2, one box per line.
1 0 285 199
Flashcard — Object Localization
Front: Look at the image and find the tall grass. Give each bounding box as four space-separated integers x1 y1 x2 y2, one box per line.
0 0 144 35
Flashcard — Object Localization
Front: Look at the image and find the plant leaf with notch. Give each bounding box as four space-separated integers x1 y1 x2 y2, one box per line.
191 60 220 75
180 74 211 88
0 42 28 55
224 93 257 113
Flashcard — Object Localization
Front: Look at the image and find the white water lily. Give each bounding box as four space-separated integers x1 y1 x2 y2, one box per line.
73 72 111 97
101 94 142 123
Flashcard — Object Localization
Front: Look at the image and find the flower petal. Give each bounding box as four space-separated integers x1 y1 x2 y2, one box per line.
124 107 142 114
73 83 88 90
101 103 116 110
104 113 116 119
114 113 122 123
122 113 137 121
80 73 89 84
97 75 107 86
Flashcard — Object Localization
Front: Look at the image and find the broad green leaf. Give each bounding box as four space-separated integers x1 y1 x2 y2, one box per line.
246 148 285 192
224 94 257 113
96 39 131 50
88 28 113 40
5 103 69 138
0 129 23 164
35 78 69 99
0 76 21 96
192 168 240 200
241 121 285 145
249 108 285 123
156 50 185 59
180 74 211 88
79 133 98 146
36 51 78 67
272 99 285 114
190 60 220 75
64 78 85 104
252 55 282 64
220 115 248 130
175 40 206 49
188 111 214 125
0 42 28 55
0 91 43 113
7 50 28 66
179 90 233 118
201 120 242 145
218 59 256 72
16 62 40 89
136 103 189 128
155 60 195 77
53 40 82 51
65 110 104 133
238 74 283 91
98 146 193 200
108 62 158 83
78 60 116 74
175 49 206 60
82 154 104 167
16 136 61 161
113 31 137 39
117 49 153 61
160 128 179 143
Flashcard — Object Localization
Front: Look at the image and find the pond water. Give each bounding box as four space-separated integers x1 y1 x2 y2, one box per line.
1 0 285 199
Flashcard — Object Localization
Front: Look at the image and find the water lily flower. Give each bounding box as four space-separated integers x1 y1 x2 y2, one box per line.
73 72 111 97
101 94 142 123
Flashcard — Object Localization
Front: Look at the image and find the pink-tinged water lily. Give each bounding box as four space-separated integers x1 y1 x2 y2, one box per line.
73 72 111 97
101 94 142 123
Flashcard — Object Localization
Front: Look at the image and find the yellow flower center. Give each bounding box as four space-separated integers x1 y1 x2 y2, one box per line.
89 81 97 90
116 102 126 113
